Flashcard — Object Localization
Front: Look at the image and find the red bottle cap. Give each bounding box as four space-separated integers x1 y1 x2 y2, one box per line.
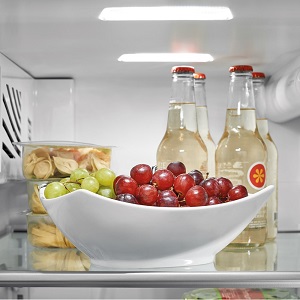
252 72 265 78
194 72 206 79
171 66 195 74
229 65 253 73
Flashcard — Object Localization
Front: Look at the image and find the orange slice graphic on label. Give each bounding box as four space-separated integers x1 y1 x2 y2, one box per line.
247 162 266 190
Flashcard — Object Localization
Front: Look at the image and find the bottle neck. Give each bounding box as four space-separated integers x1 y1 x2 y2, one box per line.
257 118 269 136
194 80 207 106
253 79 267 119
167 73 197 132
194 79 210 134
226 72 257 132
171 73 195 103
228 72 255 110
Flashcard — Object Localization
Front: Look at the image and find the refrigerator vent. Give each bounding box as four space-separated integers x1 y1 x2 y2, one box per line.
2 84 23 159
1 78 33 180
0 55 71 181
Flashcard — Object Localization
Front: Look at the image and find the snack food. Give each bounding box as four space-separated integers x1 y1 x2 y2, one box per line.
18 142 112 180
27 181 48 214
27 213 75 248
29 248 90 271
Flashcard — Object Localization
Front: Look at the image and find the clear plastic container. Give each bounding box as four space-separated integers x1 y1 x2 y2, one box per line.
27 212 75 248
28 247 90 271
15 141 112 180
27 180 52 214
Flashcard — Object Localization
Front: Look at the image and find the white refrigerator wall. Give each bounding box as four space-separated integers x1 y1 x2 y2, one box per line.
74 76 300 232
1 52 299 232
33 79 75 141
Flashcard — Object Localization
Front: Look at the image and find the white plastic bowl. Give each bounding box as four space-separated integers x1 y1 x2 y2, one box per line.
39 185 274 269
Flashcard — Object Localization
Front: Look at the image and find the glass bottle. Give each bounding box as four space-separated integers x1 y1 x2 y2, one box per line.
194 72 216 177
253 72 278 241
215 245 267 271
215 65 268 247
156 66 208 173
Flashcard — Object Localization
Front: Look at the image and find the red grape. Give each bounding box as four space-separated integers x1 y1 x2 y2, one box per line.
228 185 248 201
130 164 153 185
167 161 186 176
113 175 126 190
157 195 179 207
113 161 249 209
200 178 220 197
152 169 174 191
217 177 233 199
185 185 208 207
173 173 195 198
188 169 205 185
207 196 222 205
157 190 179 207
114 176 138 196
158 189 177 200
116 193 139 204
136 184 158 206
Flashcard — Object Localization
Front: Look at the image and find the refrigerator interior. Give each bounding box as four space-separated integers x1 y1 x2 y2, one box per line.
0 0 300 249
1 1 300 299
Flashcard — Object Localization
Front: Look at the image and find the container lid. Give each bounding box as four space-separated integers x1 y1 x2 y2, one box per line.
194 72 206 79
252 72 265 78
229 65 253 73
13 141 114 149
171 66 195 74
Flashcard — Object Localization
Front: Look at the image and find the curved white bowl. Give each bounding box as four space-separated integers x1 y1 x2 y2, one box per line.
39 185 274 269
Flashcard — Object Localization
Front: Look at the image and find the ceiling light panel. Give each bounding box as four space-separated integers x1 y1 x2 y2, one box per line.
118 53 214 63
99 6 233 21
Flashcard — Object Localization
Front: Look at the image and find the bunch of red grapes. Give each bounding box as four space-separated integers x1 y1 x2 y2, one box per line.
113 161 248 207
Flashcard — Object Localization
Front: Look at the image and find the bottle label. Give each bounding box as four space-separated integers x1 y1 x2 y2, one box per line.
247 162 266 190
183 288 297 299
218 288 264 299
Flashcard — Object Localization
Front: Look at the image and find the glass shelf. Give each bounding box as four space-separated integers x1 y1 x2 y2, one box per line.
0 232 299 288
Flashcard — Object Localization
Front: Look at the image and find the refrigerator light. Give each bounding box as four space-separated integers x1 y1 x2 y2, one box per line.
118 53 214 62
99 6 233 21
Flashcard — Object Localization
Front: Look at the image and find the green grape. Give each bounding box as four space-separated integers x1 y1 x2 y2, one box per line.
44 182 68 199
64 182 81 193
81 176 100 193
94 168 116 187
70 168 89 183
60 177 71 183
97 186 116 199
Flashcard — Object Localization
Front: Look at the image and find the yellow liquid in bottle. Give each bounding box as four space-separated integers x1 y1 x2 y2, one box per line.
196 106 216 177
157 102 208 173
215 245 267 271
257 118 278 241
216 108 267 247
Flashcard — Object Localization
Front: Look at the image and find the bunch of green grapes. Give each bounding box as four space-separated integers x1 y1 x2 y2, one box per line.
44 168 116 199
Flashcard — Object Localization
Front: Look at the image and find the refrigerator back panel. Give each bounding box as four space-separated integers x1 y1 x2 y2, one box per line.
0 1 300 233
